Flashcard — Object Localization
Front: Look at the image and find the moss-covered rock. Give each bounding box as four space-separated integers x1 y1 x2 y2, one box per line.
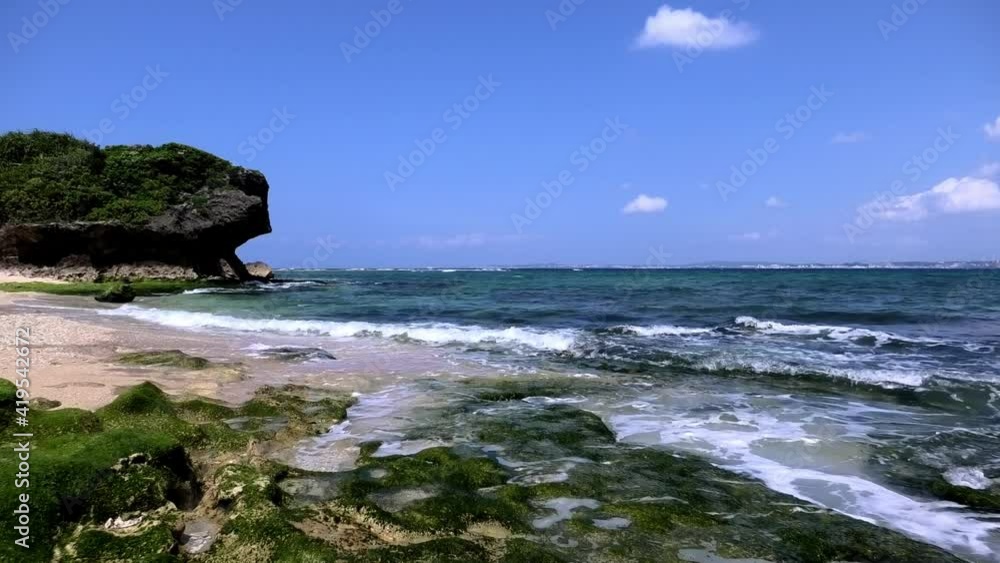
116 350 212 370
0 376 968 563
56 508 182 563
94 281 136 303
0 279 229 296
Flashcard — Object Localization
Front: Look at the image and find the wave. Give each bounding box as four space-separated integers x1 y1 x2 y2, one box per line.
692 357 931 387
604 324 714 337
730 316 939 347
562 344 935 388
182 281 322 295
100 306 579 351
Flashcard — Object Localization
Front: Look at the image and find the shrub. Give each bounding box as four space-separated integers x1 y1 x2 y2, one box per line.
0 130 256 226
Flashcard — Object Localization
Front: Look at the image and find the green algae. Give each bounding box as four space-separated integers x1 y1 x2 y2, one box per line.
0 279 224 297
57 507 183 563
333 447 527 534
0 380 355 562
116 350 212 370
0 376 971 563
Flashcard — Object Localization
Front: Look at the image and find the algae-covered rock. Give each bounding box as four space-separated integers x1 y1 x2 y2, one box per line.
0 376 967 563
94 281 136 303
255 345 336 362
116 350 212 370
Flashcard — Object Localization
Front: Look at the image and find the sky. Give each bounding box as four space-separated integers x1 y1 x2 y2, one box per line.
2 0 999 267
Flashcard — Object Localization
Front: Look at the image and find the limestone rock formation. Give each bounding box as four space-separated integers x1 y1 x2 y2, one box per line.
0 131 272 281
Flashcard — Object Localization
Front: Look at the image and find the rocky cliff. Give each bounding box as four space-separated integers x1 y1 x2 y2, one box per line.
0 131 271 281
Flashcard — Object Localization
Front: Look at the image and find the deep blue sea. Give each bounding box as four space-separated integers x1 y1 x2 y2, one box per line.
102 268 1000 560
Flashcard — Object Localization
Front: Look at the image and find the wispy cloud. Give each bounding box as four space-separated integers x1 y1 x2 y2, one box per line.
622 194 668 214
830 131 867 144
764 196 787 208
403 233 527 249
635 5 758 50
872 176 1000 221
985 115 1000 140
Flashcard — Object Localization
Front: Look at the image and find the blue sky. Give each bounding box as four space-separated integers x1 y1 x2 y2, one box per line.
2 0 998 267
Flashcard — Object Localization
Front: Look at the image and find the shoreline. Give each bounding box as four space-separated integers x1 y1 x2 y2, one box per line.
0 291 476 410
0 289 997 561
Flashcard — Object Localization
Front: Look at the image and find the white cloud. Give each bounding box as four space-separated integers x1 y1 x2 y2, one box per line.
830 131 867 144
984 116 1000 140
873 176 1000 221
623 194 668 214
979 162 1000 177
405 233 526 249
764 196 787 208
635 5 758 50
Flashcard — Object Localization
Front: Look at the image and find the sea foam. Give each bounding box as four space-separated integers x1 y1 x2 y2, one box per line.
100 305 578 351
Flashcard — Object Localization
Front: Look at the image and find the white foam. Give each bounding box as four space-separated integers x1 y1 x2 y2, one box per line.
100 305 578 352
610 410 1000 557
693 356 931 387
617 324 714 337
732 316 936 346
944 467 994 490
182 281 319 294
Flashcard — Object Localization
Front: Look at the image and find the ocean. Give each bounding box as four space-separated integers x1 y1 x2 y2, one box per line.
101 268 1000 560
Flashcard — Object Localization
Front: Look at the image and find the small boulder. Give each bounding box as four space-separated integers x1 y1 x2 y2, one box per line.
95 282 136 303
245 261 274 281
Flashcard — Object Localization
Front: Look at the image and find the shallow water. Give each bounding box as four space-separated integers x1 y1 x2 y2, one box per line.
97 268 1000 560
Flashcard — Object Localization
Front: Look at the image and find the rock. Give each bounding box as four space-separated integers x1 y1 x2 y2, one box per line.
179 519 219 555
255 346 336 362
94 282 136 303
0 132 271 281
104 515 143 530
116 350 211 370
245 260 274 281
29 397 61 410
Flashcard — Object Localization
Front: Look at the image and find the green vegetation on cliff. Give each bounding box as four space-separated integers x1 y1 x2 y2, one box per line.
0 130 263 225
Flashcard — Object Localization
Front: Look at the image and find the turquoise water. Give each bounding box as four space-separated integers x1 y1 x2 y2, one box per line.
105 268 1000 559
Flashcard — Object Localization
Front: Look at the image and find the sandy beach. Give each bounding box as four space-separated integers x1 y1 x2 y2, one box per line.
0 292 243 409
0 291 470 411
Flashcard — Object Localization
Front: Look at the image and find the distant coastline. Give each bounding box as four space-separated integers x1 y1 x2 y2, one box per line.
281 260 1000 271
